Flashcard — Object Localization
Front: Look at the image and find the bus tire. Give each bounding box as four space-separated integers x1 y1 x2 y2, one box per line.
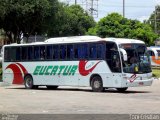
91 76 104 92
116 87 128 92
46 86 58 90
24 75 34 89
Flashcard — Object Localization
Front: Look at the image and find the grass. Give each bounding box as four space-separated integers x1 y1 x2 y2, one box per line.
152 69 160 78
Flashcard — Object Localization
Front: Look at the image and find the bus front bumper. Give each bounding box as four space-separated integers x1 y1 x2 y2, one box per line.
125 78 153 87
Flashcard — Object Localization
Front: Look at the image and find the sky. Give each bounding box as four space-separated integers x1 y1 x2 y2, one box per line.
60 0 160 22
97 0 160 22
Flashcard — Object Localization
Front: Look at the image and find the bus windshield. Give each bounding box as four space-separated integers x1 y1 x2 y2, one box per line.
157 50 160 56
120 44 151 74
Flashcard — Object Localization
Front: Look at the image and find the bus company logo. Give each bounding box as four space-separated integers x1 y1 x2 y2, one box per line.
5 63 28 84
33 65 78 76
79 60 101 76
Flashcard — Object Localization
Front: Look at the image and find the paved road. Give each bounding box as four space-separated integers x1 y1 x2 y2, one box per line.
0 80 160 114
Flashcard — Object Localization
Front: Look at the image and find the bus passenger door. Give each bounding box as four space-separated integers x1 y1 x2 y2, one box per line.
105 42 123 87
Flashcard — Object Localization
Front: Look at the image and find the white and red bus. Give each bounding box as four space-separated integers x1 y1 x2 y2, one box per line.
2 36 153 92
147 46 160 66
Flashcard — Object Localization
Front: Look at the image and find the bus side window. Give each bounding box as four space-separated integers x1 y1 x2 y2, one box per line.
16 47 21 61
148 51 151 56
81 44 88 59
74 44 78 59
151 51 155 56
46 45 52 60
148 50 155 56
34 46 40 60
97 43 105 59
28 46 33 60
40 46 45 60
53 45 59 60
22 47 27 61
157 50 160 56
60 45 66 60
89 44 97 59
4 47 10 62
10 47 17 61
67 45 74 60
77 45 81 59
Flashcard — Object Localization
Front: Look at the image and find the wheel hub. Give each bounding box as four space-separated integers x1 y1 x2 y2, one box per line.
94 80 100 88
26 78 32 87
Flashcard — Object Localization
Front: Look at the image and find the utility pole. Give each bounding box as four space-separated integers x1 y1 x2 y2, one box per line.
155 6 157 33
123 0 125 17
91 0 94 16
66 0 98 18
86 0 98 18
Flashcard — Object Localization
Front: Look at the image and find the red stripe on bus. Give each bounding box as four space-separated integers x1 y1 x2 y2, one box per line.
16 63 28 75
5 64 24 84
79 60 101 76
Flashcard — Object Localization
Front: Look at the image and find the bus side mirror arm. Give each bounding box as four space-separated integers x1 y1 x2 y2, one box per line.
120 48 127 61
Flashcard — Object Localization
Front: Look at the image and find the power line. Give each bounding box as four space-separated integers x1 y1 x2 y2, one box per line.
61 0 155 21
98 4 155 8
86 0 99 17
63 0 99 18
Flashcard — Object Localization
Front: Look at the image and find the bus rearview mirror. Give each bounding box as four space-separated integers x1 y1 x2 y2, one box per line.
120 48 127 61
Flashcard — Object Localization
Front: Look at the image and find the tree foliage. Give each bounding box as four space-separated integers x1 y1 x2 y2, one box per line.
87 13 158 45
146 5 160 34
0 0 95 43
46 4 96 37
0 0 55 43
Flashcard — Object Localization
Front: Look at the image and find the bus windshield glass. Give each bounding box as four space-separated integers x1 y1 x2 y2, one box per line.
120 44 151 73
157 50 160 56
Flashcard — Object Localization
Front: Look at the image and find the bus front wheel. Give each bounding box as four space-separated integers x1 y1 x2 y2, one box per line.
91 76 104 92
116 87 128 92
24 75 36 89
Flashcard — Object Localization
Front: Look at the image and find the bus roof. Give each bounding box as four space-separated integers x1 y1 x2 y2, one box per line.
3 36 145 47
45 36 144 44
45 36 101 43
147 46 160 50
103 38 144 44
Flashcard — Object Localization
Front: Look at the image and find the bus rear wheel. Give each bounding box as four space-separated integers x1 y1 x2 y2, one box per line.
46 86 58 90
91 76 104 92
116 87 128 92
24 75 37 89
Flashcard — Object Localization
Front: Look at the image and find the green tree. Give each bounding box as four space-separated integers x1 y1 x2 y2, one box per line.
46 4 96 37
87 13 158 45
0 0 57 43
146 5 160 34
